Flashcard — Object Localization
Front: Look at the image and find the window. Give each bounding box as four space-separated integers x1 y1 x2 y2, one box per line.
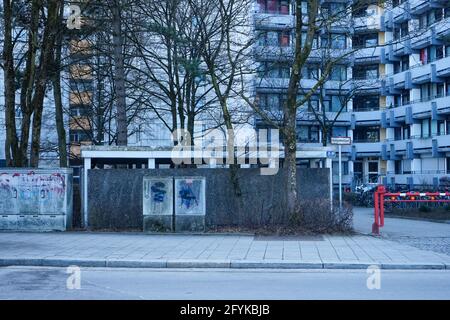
353 64 378 79
302 64 319 79
258 30 290 47
353 95 379 111
394 55 409 73
394 89 410 107
280 31 290 47
352 33 378 48
403 125 411 139
321 34 346 49
393 22 408 40
438 120 446 136
323 95 346 112
297 94 319 111
332 126 347 137
421 118 431 138
296 125 319 143
258 0 290 15
258 62 290 78
353 126 380 142
69 130 91 143
403 159 412 174
70 107 91 117
394 160 402 174
330 65 347 81
322 2 346 18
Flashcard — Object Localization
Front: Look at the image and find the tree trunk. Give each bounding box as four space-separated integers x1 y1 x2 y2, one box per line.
2 0 20 166
283 108 298 215
18 0 40 167
112 1 128 146
30 0 61 167
52 4 68 167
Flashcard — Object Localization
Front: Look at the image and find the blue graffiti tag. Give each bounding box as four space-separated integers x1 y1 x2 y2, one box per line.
179 183 198 209
151 182 166 203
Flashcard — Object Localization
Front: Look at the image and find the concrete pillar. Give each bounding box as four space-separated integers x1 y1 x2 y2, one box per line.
83 157 91 229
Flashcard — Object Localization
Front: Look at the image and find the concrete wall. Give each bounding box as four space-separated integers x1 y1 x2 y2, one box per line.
87 168 330 231
0 168 73 231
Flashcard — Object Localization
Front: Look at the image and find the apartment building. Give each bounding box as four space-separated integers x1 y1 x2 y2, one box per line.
253 0 450 189
2 0 449 190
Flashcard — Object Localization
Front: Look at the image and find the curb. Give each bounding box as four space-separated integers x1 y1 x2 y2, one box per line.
0 258 448 270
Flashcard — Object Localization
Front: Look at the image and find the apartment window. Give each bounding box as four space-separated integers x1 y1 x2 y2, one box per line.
438 120 446 136
393 22 408 40
420 83 432 101
323 95 346 112
353 95 379 111
403 159 412 174
394 160 402 174
69 130 91 143
258 30 291 47
353 64 378 79
403 125 411 139
353 126 380 142
321 34 346 49
70 107 91 117
394 55 409 74
446 78 450 96
296 125 319 143
394 89 410 107
421 118 431 138
394 127 402 141
322 2 346 18
419 8 444 29
297 94 319 111
332 126 347 137
352 32 378 48
392 0 404 7
302 64 319 79
258 0 290 14
301 33 319 49
330 65 347 81
258 62 290 78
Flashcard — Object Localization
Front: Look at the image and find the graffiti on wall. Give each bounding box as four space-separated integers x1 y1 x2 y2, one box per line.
0 171 66 214
143 177 173 215
175 178 205 215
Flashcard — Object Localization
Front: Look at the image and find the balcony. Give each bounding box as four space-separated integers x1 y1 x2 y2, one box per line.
352 110 382 126
352 141 382 156
353 15 381 32
253 13 294 29
353 46 383 63
391 1 411 24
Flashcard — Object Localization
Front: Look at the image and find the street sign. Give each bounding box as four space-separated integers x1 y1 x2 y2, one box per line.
331 137 352 145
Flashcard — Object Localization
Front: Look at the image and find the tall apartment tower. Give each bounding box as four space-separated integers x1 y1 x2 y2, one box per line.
253 0 450 189
381 0 450 188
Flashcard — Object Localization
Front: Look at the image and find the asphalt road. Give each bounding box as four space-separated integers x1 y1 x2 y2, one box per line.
0 266 449 300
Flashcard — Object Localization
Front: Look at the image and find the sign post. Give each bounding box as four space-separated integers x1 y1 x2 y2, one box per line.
331 137 352 210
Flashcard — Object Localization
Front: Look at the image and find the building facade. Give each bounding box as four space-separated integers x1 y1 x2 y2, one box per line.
253 0 450 189
1 0 450 190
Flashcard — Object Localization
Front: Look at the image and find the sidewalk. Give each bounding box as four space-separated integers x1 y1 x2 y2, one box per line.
1 232 450 270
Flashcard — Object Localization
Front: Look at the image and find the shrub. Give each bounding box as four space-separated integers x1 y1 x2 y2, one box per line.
289 199 353 233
